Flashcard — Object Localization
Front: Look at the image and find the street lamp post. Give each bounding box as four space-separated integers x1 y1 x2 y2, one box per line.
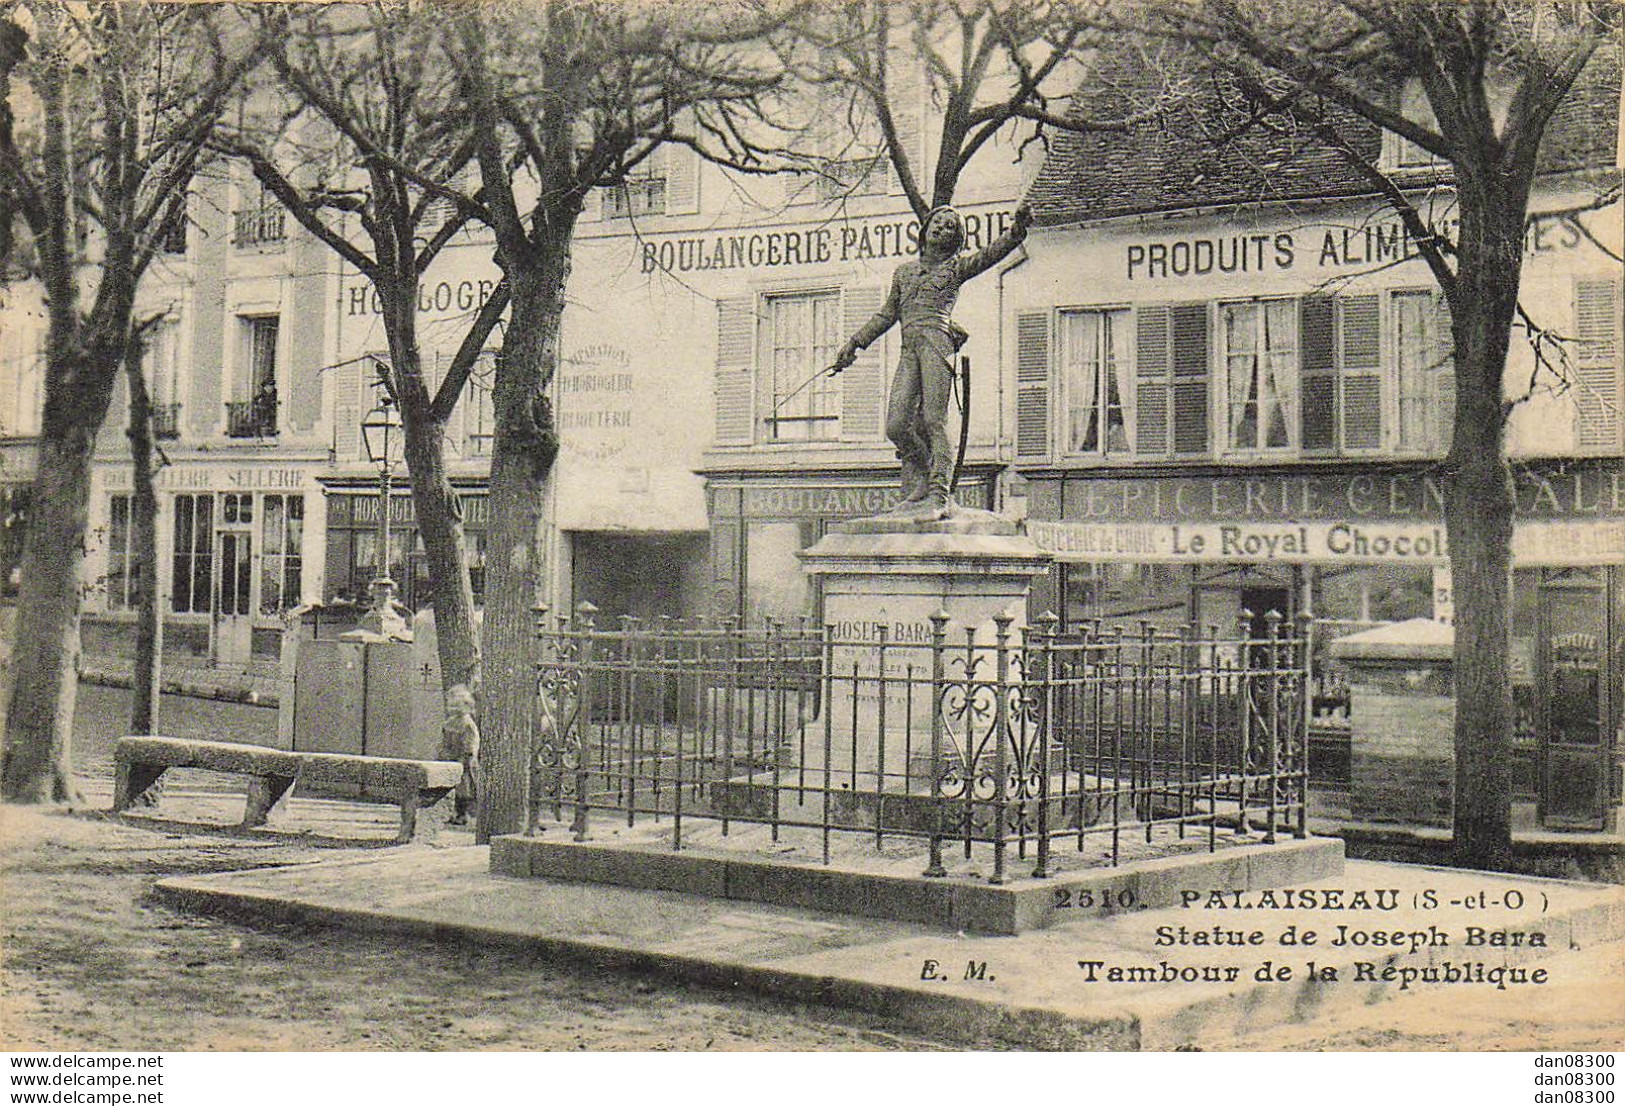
357 396 409 640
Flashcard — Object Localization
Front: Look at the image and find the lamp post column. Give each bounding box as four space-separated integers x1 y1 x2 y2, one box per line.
370 458 405 635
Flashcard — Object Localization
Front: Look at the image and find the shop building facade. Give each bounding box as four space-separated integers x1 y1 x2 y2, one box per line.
1010 76 1623 829
76 166 334 672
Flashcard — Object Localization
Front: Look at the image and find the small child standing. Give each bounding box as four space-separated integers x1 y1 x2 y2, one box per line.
440 682 480 825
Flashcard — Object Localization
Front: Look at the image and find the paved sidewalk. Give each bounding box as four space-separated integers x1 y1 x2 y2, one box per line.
156 842 1625 1050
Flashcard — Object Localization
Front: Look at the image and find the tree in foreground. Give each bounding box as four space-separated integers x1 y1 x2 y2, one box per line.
218 2 502 696
794 0 1181 221
1139 0 1619 866
0 3 258 802
449 0 794 841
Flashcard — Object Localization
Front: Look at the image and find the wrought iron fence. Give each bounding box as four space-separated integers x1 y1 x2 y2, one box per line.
528 605 1311 879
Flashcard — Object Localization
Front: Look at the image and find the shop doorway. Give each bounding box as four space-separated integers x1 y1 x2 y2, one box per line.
570 531 708 627
213 502 254 668
1536 568 1615 830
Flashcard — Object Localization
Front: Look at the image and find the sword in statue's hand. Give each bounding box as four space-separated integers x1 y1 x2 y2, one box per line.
769 351 854 419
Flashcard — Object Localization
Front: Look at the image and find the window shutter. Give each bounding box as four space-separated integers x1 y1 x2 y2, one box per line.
1170 302 1209 455
1014 311 1050 460
840 287 885 440
333 356 363 460
1574 278 1622 452
1300 295 1337 452
1339 294 1382 450
714 297 756 445
664 146 700 215
1135 305 1169 455
1432 293 1455 451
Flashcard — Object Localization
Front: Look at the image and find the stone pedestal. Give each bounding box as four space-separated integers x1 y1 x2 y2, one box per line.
1330 618 1454 827
796 508 1050 792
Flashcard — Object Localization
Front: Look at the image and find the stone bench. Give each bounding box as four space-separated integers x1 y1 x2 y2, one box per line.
113 737 463 842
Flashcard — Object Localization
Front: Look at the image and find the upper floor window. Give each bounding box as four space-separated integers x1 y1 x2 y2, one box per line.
463 350 498 456
1220 300 1297 452
227 315 279 438
1573 277 1622 455
1392 290 1453 452
141 320 182 440
598 146 699 220
604 175 666 219
1061 308 1133 456
159 193 188 254
764 291 841 441
1387 80 1447 171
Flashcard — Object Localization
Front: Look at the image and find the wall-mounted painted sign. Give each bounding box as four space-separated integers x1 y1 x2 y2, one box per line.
558 344 634 461
1125 211 1593 281
1053 465 1621 524
1027 518 1625 567
639 210 1017 275
1028 520 1448 564
101 466 311 492
344 279 500 318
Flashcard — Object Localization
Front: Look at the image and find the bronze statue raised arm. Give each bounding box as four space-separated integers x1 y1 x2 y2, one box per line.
832 203 1032 520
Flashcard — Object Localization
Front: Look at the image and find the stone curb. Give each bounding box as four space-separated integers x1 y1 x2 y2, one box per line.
151 876 1140 1050
79 666 279 709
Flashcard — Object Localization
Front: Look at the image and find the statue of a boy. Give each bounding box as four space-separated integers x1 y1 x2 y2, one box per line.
832 202 1032 518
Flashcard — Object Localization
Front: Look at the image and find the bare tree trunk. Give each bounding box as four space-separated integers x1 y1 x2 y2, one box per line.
476 259 562 843
0 347 120 802
403 419 479 686
375 292 481 692
1445 179 1528 870
124 346 162 736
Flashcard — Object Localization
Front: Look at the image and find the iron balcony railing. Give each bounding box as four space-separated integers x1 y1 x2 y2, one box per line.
528 606 1311 879
151 403 181 440
232 207 286 248
225 398 277 438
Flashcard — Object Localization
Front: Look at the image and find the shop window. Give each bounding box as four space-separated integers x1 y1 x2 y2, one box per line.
1220 299 1297 453
464 530 486 606
745 521 816 626
0 486 28 597
1061 308 1134 456
105 495 138 612
1060 561 1188 630
764 291 841 441
170 493 213 614
259 494 304 614
1392 289 1453 452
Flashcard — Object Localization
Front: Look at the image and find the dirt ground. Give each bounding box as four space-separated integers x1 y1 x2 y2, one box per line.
4 800 1622 1053
0 804 954 1052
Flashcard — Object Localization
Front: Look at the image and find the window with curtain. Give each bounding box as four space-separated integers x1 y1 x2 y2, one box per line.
1393 290 1451 452
1062 308 1134 455
765 290 840 441
1222 300 1297 452
259 494 304 615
